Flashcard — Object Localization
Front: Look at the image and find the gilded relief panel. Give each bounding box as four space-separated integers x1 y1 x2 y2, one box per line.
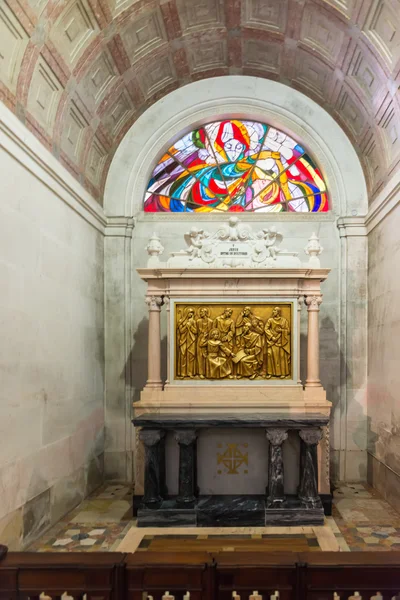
174 302 293 381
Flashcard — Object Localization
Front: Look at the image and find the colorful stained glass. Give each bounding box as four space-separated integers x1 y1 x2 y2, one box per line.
144 120 329 213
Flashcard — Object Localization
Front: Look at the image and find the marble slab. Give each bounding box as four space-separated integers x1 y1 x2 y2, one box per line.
133 413 330 429
135 495 325 527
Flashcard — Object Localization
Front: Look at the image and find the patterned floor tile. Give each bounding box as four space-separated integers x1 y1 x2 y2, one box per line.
27 481 400 553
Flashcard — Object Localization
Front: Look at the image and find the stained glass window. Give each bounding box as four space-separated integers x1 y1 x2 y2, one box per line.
144 119 328 213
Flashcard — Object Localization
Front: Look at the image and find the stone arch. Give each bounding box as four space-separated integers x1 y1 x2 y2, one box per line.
104 76 368 218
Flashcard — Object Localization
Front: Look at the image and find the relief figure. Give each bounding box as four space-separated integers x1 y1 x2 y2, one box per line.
235 306 253 346
251 317 266 373
234 322 263 380
265 306 291 378
205 329 233 379
196 307 213 378
214 308 235 351
177 307 197 377
175 303 292 380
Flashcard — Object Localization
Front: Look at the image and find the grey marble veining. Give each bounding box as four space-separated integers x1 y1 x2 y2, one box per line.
135 494 325 527
133 413 329 429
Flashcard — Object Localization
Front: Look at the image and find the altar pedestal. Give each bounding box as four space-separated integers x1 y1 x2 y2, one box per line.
133 413 329 527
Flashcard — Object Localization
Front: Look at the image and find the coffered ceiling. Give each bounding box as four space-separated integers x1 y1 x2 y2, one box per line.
1 0 400 205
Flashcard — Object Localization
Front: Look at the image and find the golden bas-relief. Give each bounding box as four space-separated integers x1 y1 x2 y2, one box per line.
175 303 292 381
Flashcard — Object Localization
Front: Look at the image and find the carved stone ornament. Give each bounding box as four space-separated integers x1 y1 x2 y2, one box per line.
266 428 288 445
305 295 323 311
145 295 163 311
139 429 164 446
174 429 198 445
299 428 323 445
146 232 164 266
304 232 323 267
144 217 319 269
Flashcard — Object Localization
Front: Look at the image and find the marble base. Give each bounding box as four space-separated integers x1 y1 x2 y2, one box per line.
265 495 323 525
197 495 265 527
135 495 325 527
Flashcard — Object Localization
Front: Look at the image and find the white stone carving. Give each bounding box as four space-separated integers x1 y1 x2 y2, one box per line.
146 233 164 266
145 217 324 269
304 232 323 267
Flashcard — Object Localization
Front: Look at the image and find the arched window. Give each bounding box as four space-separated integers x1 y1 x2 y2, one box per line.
144 119 328 213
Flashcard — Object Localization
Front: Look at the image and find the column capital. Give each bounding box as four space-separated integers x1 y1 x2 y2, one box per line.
305 295 322 311
145 295 163 311
163 296 171 310
174 428 197 445
266 428 288 445
298 296 304 311
299 427 323 446
139 428 164 446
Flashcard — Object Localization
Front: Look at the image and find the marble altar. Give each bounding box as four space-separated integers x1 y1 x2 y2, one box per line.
133 218 332 526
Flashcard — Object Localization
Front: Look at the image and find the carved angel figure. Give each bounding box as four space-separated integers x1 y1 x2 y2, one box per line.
263 226 282 259
184 227 206 259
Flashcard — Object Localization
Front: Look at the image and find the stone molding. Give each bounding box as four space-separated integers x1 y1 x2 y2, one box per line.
136 212 336 223
266 428 288 445
174 429 198 445
139 429 164 446
145 296 163 312
105 216 135 238
337 216 367 237
299 428 323 446
305 295 323 311
0 103 107 234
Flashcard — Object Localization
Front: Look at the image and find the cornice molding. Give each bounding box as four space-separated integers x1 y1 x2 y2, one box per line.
337 216 367 237
105 216 135 237
0 103 107 235
137 212 335 223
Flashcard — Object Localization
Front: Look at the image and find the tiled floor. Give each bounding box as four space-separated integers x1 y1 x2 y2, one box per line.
26 482 400 553
27 485 134 552
333 483 400 551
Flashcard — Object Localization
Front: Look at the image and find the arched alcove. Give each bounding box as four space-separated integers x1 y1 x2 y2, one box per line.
103 76 368 487
104 76 367 218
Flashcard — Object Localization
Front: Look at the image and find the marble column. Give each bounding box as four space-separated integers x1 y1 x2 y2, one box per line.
145 295 163 388
140 429 165 506
266 428 288 506
298 428 323 507
164 297 170 385
159 432 168 498
305 295 323 387
297 296 304 385
175 429 198 506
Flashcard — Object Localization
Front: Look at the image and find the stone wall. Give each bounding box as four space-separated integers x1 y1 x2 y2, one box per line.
0 105 106 549
367 191 400 513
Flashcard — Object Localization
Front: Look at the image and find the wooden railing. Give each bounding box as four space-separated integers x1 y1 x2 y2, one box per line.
1 547 400 600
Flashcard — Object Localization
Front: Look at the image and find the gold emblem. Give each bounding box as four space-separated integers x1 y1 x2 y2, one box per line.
217 443 249 475
175 302 292 381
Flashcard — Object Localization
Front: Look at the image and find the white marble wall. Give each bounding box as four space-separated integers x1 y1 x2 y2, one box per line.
0 107 105 549
368 199 400 512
